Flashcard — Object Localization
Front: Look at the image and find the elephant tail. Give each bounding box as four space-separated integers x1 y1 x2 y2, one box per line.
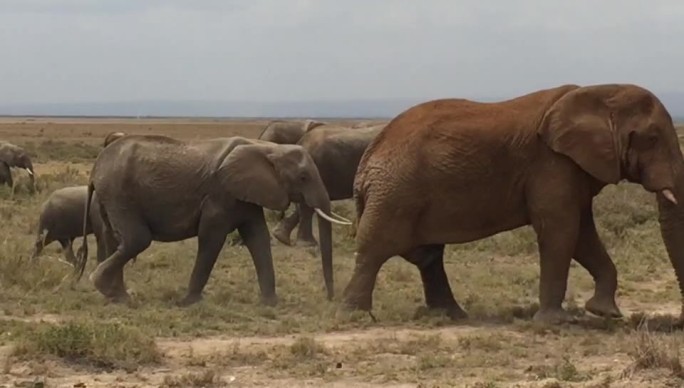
352 168 368 236
74 181 94 281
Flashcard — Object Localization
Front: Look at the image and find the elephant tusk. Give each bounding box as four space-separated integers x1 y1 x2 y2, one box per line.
662 189 678 205
330 210 353 224
315 208 352 225
25 168 33 176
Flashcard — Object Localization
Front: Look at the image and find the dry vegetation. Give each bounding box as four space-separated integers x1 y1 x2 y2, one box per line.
0 118 684 387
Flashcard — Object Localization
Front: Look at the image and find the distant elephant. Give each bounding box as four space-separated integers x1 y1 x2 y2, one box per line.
74 135 351 307
31 186 109 265
257 119 326 145
351 121 389 129
0 141 35 191
343 83 684 325
255 119 326 222
103 131 126 147
272 123 386 247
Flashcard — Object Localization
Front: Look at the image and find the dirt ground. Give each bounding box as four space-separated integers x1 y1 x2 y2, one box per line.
1 117 684 388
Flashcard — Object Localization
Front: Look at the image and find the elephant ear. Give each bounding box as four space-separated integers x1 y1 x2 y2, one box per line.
538 88 621 184
217 145 290 211
0 143 13 165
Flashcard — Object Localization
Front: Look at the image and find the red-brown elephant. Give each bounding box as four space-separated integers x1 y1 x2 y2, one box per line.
342 83 684 324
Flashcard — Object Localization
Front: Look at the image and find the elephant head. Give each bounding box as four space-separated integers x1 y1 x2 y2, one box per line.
539 84 684 322
103 131 126 147
217 143 351 299
0 141 35 188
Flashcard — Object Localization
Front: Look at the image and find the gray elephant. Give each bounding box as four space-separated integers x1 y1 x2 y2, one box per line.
31 186 110 265
257 119 326 145
272 123 386 247
74 135 351 307
0 141 35 191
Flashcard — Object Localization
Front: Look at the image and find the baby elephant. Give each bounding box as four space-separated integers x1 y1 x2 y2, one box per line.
31 186 108 265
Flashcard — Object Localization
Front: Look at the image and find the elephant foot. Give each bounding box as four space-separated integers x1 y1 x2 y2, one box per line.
585 296 622 319
272 225 293 246
260 294 278 307
532 308 578 325
177 293 203 307
105 291 131 305
295 237 318 248
414 304 469 321
90 263 129 302
334 299 378 322
90 263 111 296
444 304 469 321
341 293 373 313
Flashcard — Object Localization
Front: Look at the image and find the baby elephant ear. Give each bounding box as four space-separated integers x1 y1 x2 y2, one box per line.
218 145 290 211
539 87 621 184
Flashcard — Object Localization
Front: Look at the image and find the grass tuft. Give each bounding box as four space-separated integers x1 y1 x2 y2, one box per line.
161 370 229 387
622 322 684 378
12 321 161 371
288 336 328 360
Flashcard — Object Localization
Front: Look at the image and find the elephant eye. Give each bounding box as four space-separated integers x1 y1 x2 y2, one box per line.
299 173 308 183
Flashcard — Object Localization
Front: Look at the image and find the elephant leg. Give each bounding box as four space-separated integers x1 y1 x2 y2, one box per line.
342 211 412 313
238 207 278 306
0 163 11 188
342 251 390 312
95 232 107 264
90 216 150 303
401 244 467 320
100 228 119 263
60 238 77 266
573 207 621 318
295 203 318 247
179 217 230 307
272 204 298 246
531 211 580 324
31 232 50 260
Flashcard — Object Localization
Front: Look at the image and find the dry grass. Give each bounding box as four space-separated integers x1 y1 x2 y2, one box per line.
12 320 161 371
161 370 230 387
0 118 683 386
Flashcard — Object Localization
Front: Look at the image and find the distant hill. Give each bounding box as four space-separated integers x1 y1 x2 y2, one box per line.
2 92 684 120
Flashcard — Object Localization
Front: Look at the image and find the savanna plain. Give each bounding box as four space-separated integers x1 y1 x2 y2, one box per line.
2 117 684 388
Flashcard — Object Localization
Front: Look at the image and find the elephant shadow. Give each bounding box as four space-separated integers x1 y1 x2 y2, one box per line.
507 304 683 333
411 303 683 334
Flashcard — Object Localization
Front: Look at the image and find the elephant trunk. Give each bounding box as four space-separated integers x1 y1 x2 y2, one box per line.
19 158 35 190
317 201 334 300
304 176 353 300
304 186 340 300
657 159 684 325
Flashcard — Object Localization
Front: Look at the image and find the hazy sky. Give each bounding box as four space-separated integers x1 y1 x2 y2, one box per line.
1 0 683 105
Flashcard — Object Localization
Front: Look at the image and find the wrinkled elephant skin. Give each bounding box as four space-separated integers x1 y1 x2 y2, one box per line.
343 83 684 325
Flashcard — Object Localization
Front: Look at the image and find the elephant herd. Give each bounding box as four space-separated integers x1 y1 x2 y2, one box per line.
15 82 684 326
